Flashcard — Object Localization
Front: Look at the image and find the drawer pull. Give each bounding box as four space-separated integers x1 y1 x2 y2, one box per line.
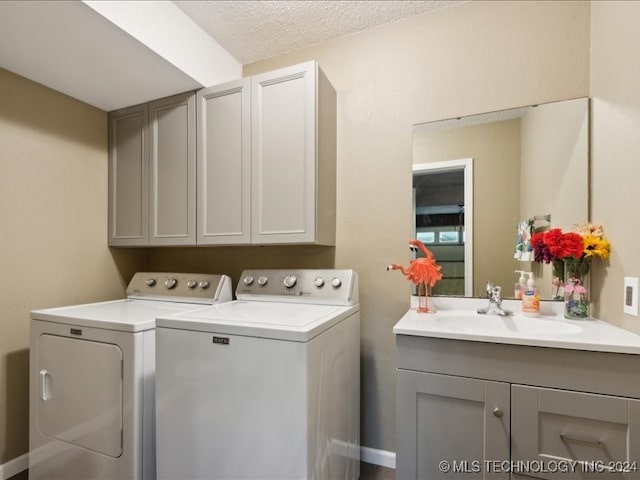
492 407 504 418
560 433 605 449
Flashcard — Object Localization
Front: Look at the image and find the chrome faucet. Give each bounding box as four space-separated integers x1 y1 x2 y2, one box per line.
477 282 512 316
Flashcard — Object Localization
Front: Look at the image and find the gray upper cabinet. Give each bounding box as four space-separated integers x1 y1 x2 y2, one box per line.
108 92 195 247
197 79 251 245
251 61 336 245
109 61 336 247
148 93 196 246
108 104 149 246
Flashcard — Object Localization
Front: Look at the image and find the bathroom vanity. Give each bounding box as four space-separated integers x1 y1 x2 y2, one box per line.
394 297 640 480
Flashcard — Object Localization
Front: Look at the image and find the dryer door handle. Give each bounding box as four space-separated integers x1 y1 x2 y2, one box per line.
40 369 51 401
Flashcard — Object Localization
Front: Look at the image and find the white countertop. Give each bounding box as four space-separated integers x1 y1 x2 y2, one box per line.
392 296 640 355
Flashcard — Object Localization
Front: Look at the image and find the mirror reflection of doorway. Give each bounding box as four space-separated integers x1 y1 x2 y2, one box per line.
413 169 466 296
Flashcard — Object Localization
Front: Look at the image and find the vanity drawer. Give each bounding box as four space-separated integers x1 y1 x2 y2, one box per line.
511 385 640 479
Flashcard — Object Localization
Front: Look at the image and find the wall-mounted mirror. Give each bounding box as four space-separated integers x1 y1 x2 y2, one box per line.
413 97 589 300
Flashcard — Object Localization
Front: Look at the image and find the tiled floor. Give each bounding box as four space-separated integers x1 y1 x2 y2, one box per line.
13 463 395 479
8 471 27 480
360 462 396 479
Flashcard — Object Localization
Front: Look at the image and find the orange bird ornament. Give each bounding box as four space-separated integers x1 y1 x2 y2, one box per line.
388 239 443 313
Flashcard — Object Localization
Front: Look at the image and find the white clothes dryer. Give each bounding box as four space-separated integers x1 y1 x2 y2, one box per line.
155 269 360 480
29 272 232 480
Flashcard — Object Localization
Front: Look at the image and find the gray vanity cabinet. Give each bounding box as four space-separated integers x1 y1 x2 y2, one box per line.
396 370 510 479
512 385 640 480
396 335 640 480
108 91 196 246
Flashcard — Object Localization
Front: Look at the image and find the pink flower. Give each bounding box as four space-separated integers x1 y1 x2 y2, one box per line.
565 278 587 295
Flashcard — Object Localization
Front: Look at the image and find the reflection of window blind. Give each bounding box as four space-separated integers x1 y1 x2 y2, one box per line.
415 205 464 215
439 231 458 243
416 232 435 243
416 227 464 245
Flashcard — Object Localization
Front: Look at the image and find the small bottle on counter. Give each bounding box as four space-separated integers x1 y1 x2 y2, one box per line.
522 272 540 316
514 270 527 300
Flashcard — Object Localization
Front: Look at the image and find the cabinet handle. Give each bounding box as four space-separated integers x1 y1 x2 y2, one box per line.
492 407 504 418
560 433 605 449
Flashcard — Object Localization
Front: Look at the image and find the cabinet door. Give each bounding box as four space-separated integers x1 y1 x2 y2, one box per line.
396 370 510 479
512 385 640 480
197 79 251 244
148 92 196 245
108 104 148 246
251 61 317 244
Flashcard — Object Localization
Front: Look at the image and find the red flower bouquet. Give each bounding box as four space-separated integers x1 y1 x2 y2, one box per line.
531 224 611 318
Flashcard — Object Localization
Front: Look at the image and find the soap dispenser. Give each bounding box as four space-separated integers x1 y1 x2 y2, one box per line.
522 272 540 316
514 270 526 299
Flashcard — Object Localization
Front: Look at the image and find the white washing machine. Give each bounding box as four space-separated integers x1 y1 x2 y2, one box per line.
155 269 360 480
29 272 232 480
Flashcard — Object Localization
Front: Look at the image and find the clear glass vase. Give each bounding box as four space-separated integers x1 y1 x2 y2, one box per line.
563 258 590 320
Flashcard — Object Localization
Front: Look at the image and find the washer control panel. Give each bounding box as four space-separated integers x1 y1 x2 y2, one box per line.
236 269 359 306
126 272 233 304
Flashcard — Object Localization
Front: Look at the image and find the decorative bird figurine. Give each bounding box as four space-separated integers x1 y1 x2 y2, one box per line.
388 239 443 313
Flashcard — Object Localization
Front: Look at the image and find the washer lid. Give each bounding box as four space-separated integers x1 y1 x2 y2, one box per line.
156 301 359 342
31 299 207 332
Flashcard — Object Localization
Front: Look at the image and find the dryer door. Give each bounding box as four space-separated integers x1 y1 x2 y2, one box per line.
37 334 123 457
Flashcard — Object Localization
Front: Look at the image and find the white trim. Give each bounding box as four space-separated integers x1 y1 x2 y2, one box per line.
413 158 474 297
0 453 28 480
360 446 396 469
5 448 398 477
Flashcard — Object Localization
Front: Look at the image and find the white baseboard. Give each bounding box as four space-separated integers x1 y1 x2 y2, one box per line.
1 448 396 477
360 446 396 469
0 453 28 480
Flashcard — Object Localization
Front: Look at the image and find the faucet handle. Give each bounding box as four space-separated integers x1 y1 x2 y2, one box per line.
492 285 503 303
478 283 511 316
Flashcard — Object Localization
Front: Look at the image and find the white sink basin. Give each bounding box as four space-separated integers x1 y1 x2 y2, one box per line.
430 311 583 335
394 297 640 354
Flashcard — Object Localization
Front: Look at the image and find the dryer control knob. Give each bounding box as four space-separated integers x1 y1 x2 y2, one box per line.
314 277 325 288
243 276 254 286
199 280 210 289
187 280 198 289
284 275 297 288
331 277 342 288
145 278 157 287
165 278 177 289
258 276 268 286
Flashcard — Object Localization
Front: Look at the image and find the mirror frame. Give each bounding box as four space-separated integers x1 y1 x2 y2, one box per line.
413 158 474 297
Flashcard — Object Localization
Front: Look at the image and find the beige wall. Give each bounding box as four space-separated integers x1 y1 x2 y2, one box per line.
520 98 589 230
591 1 640 327
0 69 147 463
151 1 590 452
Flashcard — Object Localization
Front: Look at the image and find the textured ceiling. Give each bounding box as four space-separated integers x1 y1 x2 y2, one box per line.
174 0 465 64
